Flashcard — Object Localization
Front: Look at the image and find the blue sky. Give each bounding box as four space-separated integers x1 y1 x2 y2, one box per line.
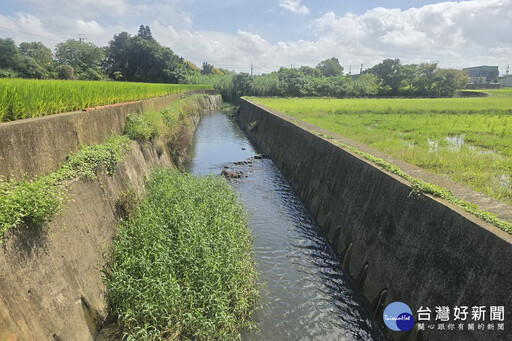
1 0 511 74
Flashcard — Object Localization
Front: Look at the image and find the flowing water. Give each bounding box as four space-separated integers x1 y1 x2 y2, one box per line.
185 111 386 341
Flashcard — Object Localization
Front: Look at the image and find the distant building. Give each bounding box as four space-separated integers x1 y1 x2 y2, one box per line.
463 65 499 84
498 75 512 87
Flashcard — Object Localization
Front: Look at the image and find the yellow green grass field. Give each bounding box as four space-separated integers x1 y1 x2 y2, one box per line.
0 78 212 122
252 91 512 206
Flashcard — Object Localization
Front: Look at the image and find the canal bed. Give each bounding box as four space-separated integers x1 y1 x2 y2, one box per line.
185 111 386 341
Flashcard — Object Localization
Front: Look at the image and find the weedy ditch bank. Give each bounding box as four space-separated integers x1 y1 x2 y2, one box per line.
0 135 132 242
103 169 258 340
0 94 213 242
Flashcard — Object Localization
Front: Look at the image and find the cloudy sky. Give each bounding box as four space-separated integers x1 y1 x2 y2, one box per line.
1 0 511 74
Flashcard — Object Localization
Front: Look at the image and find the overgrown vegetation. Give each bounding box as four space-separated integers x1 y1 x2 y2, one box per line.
104 169 258 340
316 133 512 234
254 96 512 206
124 94 209 163
0 136 132 241
0 78 211 122
0 92 211 241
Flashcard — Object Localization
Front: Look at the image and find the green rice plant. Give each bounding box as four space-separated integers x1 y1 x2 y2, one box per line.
104 169 258 340
252 96 512 207
0 78 212 122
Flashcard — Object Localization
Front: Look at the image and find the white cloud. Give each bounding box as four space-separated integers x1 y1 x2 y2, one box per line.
0 13 60 45
279 0 310 15
76 20 104 36
312 0 512 70
0 0 511 74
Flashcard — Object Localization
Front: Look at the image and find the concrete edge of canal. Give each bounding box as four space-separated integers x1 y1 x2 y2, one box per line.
238 98 512 341
0 92 222 340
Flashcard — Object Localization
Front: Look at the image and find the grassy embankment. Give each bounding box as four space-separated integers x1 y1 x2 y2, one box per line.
0 78 212 122
104 170 258 340
252 94 512 233
0 94 210 241
1 92 259 338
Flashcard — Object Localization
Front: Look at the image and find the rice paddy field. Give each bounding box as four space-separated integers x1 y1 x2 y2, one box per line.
0 78 212 122
252 90 512 206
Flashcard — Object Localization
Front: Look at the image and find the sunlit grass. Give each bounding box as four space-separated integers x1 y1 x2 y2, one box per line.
104 169 258 340
252 95 512 206
0 78 212 122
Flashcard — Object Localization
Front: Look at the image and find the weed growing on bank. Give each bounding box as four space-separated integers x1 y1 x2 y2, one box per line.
124 94 210 164
315 132 512 234
104 169 258 340
0 135 132 242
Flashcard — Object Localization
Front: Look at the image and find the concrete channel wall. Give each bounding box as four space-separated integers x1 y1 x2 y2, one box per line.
0 92 222 340
0 89 219 180
239 98 512 341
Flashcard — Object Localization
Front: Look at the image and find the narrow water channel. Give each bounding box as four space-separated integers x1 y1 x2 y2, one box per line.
185 111 386 341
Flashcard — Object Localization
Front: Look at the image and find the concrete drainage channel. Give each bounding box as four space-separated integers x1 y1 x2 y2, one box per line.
184 111 386 340
0 92 510 340
238 98 512 341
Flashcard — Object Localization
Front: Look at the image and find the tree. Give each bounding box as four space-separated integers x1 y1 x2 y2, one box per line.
0 38 20 70
19 42 53 67
233 73 254 98
201 62 214 75
56 64 76 80
348 74 379 97
55 39 105 80
299 66 322 77
277 67 307 96
316 57 344 77
137 25 153 40
365 58 404 95
401 64 418 94
105 26 189 83
414 62 438 96
104 32 131 79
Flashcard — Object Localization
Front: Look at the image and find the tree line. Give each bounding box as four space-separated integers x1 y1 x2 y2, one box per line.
186 57 469 100
0 25 468 99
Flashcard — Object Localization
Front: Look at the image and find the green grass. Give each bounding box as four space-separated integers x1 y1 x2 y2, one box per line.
468 88 512 98
0 135 132 242
252 96 512 207
0 93 211 242
0 78 212 122
316 133 512 234
104 169 258 340
124 94 210 164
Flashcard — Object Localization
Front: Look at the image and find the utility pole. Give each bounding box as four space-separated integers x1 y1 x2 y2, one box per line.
507 65 510 76
360 63 363 74
78 34 87 43
251 63 254 76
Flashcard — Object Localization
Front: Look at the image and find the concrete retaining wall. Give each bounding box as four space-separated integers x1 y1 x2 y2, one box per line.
239 99 512 341
0 92 222 340
0 89 219 180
